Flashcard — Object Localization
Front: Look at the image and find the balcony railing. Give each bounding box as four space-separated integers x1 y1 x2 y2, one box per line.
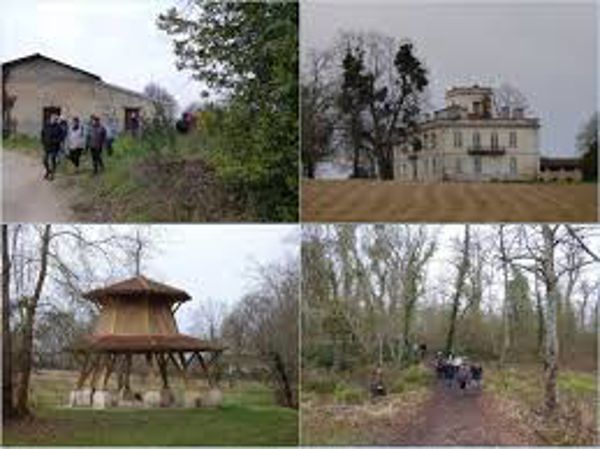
467 146 506 156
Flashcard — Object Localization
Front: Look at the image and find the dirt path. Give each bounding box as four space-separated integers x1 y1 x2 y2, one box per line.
388 383 539 445
302 180 598 222
2 150 75 222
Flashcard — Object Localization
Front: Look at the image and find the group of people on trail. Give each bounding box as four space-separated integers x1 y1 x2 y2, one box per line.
435 352 483 391
41 113 116 180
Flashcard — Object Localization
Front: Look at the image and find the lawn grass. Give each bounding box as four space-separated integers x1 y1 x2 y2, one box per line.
4 370 298 446
3 405 298 446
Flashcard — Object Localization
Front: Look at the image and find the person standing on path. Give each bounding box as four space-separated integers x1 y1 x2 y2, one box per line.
87 115 107 175
40 113 63 181
66 116 85 171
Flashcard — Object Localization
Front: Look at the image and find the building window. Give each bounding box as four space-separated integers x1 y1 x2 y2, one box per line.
510 157 517 175
456 157 462 174
431 133 437 149
509 131 517 148
424 158 429 175
491 132 499 149
473 101 481 115
473 131 481 149
474 156 482 174
453 131 462 148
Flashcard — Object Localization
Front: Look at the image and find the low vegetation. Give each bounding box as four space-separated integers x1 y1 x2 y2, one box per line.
3 134 41 156
301 364 433 445
3 370 299 446
487 365 597 445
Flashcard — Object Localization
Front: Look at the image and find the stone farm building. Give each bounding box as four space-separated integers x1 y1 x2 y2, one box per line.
2 53 154 137
394 85 541 182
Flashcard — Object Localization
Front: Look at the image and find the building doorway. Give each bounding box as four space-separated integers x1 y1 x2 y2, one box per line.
42 106 61 125
124 107 140 133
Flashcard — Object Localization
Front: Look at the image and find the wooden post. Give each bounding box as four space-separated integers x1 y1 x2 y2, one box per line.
89 354 105 390
103 353 117 389
196 352 214 388
167 352 188 388
124 353 132 394
156 353 169 389
75 353 93 389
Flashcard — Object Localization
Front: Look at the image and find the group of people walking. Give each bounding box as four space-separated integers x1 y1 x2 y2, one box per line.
41 113 116 180
435 352 483 391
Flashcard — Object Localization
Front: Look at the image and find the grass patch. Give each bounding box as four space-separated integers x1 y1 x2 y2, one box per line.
4 370 297 446
2 134 42 156
3 405 298 446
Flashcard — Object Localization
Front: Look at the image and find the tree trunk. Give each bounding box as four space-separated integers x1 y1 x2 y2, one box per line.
445 225 470 355
2 225 14 421
15 225 51 417
271 351 295 408
499 225 511 368
534 272 545 357
541 225 559 417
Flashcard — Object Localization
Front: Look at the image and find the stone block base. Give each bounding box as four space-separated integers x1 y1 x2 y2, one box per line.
201 388 223 408
69 388 92 407
92 390 114 409
143 389 175 408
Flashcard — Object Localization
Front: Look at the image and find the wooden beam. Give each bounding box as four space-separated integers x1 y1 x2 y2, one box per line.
196 351 214 388
102 353 117 389
89 354 105 390
156 353 169 389
167 352 188 388
75 353 92 389
124 353 132 392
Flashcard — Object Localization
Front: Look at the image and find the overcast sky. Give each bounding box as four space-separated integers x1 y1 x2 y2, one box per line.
1 0 204 113
302 0 598 157
59 224 299 334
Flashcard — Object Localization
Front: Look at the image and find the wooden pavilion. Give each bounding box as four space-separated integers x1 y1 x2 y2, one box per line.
69 275 225 408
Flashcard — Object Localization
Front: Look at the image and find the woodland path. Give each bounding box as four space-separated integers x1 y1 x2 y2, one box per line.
388 381 540 445
2 150 75 222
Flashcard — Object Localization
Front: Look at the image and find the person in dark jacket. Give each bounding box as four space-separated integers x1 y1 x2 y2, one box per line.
41 114 63 180
470 363 483 389
87 115 107 174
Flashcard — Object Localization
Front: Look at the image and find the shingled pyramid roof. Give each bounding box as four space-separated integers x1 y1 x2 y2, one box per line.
82 275 191 303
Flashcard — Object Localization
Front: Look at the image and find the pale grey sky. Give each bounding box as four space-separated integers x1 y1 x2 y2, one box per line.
302 0 598 156
1 0 205 112
120 224 299 333
45 224 299 335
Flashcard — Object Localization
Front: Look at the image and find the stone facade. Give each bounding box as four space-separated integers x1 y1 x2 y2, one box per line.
394 85 541 182
2 53 154 137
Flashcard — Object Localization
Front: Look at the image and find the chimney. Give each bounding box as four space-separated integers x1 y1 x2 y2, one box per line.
513 108 524 119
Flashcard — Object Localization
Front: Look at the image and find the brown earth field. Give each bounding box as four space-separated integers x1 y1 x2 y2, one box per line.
302 180 598 222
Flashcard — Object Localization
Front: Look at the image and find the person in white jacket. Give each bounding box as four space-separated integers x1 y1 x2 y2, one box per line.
66 116 86 170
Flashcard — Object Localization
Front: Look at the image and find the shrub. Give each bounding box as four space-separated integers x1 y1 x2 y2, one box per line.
333 381 365 405
303 376 338 395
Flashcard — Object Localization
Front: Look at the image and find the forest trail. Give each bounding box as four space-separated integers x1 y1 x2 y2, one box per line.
389 382 540 445
2 150 75 222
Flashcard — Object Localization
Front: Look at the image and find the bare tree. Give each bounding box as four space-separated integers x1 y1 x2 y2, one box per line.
493 82 529 115
226 258 299 408
14 225 51 416
2 224 14 421
444 225 470 355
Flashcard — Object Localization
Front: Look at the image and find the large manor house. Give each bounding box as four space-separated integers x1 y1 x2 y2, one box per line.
394 85 580 182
